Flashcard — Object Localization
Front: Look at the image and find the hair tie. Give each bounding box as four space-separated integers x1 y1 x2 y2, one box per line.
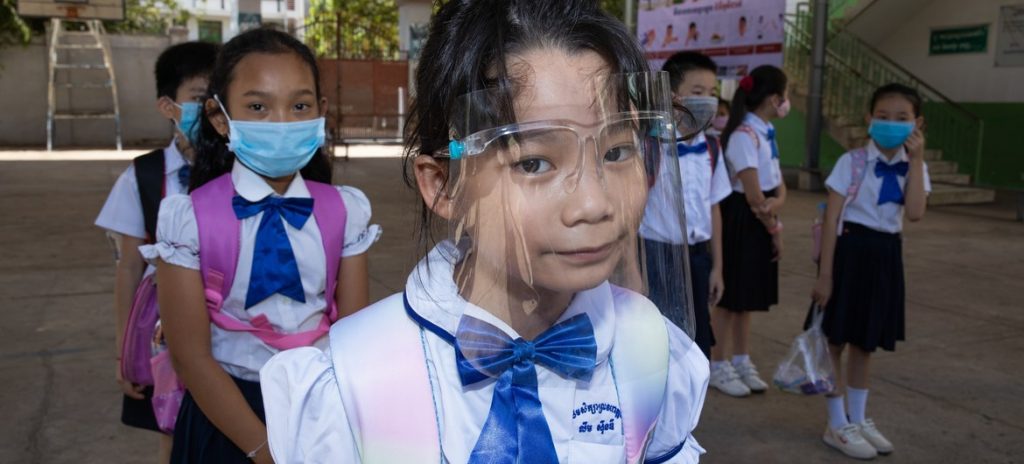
739 75 754 92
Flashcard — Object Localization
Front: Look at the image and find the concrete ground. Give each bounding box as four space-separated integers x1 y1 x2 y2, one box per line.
1 147 1022 463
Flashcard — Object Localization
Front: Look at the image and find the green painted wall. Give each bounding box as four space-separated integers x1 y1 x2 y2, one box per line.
959 103 1024 189
773 108 848 172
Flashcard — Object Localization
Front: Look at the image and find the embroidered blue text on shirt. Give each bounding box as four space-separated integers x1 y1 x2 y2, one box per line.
578 419 617 435
572 402 622 420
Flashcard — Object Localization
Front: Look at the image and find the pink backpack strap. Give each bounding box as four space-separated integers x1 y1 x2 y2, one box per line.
192 174 348 350
735 124 761 149
836 147 869 236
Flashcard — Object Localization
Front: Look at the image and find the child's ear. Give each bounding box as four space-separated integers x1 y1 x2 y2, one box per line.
319 97 329 118
915 115 925 130
204 98 229 138
414 154 453 220
864 113 873 126
156 96 178 121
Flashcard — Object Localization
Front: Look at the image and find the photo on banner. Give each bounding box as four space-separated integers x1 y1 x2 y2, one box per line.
638 0 786 78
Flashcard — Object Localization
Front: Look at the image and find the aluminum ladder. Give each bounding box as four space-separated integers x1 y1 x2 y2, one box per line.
46 18 122 151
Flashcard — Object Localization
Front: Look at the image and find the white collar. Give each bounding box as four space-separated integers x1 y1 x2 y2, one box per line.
676 131 707 147
230 159 310 202
404 241 616 364
743 112 772 133
163 139 187 174
867 140 908 165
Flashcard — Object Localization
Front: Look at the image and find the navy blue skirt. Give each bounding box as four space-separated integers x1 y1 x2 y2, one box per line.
170 376 265 464
718 190 778 312
121 386 161 433
805 222 905 352
642 238 715 357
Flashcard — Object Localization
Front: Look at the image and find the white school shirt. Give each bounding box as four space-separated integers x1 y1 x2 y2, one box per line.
139 160 382 381
639 132 733 245
95 139 189 273
725 113 782 193
826 142 932 234
261 241 710 464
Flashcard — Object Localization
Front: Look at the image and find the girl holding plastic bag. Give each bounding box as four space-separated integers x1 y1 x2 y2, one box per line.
810 83 930 459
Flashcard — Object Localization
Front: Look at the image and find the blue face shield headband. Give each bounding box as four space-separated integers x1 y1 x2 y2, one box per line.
214 95 325 178
174 102 202 146
868 119 915 150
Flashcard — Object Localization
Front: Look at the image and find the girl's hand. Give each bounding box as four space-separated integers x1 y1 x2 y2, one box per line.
771 231 783 262
709 268 725 307
904 128 925 160
758 197 780 217
116 364 146 400
812 275 832 308
252 445 274 464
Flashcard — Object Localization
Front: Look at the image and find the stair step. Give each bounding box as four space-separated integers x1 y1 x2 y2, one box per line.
923 149 942 161
54 63 108 70
928 184 996 206
928 160 958 174
56 44 102 49
60 82 113 89
931 172 971 186
53 112 117 120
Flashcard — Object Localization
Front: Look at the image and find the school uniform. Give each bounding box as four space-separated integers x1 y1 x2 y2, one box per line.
718 113 782 312
807 142 931 352
639 132 732 357
261 241 710 464
94 139 190 432
140 159 380 462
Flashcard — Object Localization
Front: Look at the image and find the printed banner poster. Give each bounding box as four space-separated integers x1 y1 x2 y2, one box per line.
638 0 786 78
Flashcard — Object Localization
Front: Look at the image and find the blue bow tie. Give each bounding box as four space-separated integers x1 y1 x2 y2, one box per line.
455 313 597 464
765 128 780 159
874 161 909 205
178 163 190 190
231 195 314 308
676 141 708 157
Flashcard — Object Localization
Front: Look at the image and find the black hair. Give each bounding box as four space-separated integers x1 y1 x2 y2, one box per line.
154 41 219 100
721 65 787 150
190 28 332 190
661 51 717 93
870 83 922 117
403 0 648 255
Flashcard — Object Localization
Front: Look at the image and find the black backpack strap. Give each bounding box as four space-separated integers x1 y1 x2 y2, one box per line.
133 149 166 244
706 135 720 174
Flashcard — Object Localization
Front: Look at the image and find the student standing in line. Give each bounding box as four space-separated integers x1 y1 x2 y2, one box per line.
95 41 218 464
261 1 709 462
640 51 731 359
811 83 930 460
711 65 789 398
144 28 380 463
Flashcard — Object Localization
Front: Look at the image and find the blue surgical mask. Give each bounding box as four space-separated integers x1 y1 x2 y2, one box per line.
868 119 915 149
174 102 202 146
214 95 325 178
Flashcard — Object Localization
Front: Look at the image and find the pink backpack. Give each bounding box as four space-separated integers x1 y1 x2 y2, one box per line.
192 173 348 350
120 275 159 385
812 147 869 263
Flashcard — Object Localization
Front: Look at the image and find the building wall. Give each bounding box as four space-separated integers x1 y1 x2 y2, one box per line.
0 35 172 148
849 0 1024 103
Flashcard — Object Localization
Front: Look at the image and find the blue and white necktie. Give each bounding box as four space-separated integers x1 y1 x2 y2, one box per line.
765 127 780 159
875 161 909 205
676 141 708 157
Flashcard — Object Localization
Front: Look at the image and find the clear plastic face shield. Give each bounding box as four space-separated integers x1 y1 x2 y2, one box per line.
431 70 697 340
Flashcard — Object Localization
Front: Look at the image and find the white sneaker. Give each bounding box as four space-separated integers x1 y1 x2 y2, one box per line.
856 419 893 455
733 359 769 393
710 362 751 397
823 424 878 460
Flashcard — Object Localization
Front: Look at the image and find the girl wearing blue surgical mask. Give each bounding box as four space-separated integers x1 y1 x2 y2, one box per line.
810 83 930 460
142 28 381 464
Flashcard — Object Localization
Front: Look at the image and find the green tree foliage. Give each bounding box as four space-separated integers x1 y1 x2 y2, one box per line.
1 0 35 47
105 0 190 35
304 0 399 59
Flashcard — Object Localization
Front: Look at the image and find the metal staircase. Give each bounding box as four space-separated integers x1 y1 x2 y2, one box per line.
785 1 995 206
46 18 122 151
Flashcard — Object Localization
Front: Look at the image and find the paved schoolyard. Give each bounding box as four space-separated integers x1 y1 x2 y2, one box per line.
1 147 1021 463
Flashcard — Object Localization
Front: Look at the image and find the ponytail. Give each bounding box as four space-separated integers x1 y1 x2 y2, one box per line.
721 65 787 151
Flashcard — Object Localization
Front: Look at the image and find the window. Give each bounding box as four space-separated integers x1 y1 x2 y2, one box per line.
198 20 223 44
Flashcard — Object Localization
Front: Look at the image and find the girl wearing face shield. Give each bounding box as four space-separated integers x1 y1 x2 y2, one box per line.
260 1 709 463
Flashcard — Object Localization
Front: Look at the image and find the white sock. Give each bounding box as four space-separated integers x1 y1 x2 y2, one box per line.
732 354 750 365
847 387 869 424
827 395 850 430
711 360 727 372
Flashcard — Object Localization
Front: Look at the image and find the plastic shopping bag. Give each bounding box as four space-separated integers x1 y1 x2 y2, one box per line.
773 305 836 395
